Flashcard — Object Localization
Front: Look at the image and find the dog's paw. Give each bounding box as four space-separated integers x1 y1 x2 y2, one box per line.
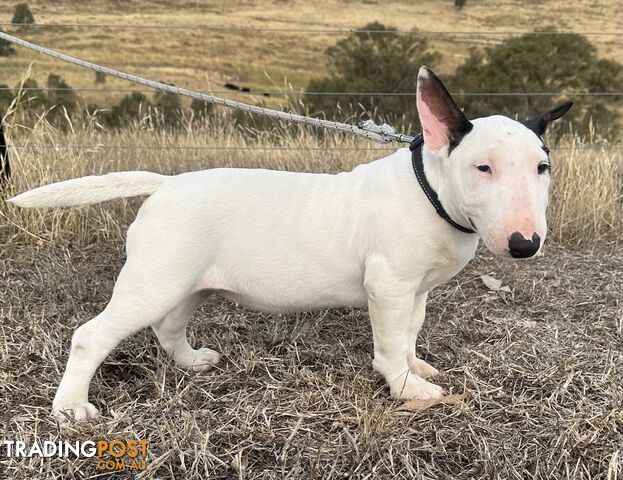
190 348 221 372
388 372 444 400
407 356 440 379
53 402 100 422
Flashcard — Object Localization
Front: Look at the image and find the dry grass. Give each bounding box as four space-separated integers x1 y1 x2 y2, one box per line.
548 133 622 246
0 109 621 478
0 243 621 479
1 112 621 247
0 0 620 108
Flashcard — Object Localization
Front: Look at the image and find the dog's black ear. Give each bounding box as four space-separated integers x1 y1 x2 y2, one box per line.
416 66 473 154
522 101 574 137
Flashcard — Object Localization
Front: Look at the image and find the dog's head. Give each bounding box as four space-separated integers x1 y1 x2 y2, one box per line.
416 66 572 258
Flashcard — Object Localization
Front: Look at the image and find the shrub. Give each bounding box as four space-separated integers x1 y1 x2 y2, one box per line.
153 90 183 127
95 71 106 84
0 29 16 57
17 78 45 110
45 74 78 122
190 97 214 122
12 3 35 26
102 92 151 128
13 76 76 119
0 85 14 113
304 21 439 123
447 30 623 138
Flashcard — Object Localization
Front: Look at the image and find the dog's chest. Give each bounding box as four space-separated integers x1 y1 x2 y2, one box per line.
418 236 478 293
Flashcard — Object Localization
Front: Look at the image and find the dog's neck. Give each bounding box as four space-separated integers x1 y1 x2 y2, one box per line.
420 145 475 235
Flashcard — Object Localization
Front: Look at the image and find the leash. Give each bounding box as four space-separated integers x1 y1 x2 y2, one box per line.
0 31 416 145
1 31 470 230
409 135 476 234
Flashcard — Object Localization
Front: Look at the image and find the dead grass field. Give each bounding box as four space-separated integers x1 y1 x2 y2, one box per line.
0 0 621 108
0 1 621 478
0 240 621 479
2 114 621 246
0 114 621 478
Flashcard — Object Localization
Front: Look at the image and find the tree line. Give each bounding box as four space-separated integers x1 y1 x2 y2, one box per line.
1 18 621 138
305 22 622 139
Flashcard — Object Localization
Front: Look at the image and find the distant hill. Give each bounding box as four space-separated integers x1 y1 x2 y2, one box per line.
0 0 619 109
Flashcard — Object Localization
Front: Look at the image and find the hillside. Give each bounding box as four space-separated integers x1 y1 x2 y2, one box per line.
0 0 620 109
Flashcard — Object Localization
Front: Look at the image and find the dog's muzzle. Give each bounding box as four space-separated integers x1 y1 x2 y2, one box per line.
508 232 541 258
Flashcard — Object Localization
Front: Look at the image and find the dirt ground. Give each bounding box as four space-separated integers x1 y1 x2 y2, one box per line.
0 239 621 479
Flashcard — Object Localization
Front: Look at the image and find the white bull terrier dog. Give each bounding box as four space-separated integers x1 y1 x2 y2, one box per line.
9 67 572 421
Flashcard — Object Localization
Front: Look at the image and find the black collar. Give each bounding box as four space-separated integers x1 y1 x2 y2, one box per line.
409 134 476 235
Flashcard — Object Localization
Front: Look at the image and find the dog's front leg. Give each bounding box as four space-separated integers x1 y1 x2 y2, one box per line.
365 267 444 400
406 292 440 379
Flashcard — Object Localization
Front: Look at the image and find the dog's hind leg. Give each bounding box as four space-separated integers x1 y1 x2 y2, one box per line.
406 292 439 379
52 253 198 422
152 291 221 372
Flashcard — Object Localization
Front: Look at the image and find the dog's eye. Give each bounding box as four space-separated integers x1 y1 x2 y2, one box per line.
538 163 551 175
476 165 492 174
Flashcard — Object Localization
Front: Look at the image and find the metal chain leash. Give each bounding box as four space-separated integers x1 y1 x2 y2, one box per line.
0 31 416 145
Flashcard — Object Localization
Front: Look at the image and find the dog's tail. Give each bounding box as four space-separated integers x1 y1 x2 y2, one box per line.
7 171 167 208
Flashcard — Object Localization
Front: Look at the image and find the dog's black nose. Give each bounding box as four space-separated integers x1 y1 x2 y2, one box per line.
508 232 541 258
